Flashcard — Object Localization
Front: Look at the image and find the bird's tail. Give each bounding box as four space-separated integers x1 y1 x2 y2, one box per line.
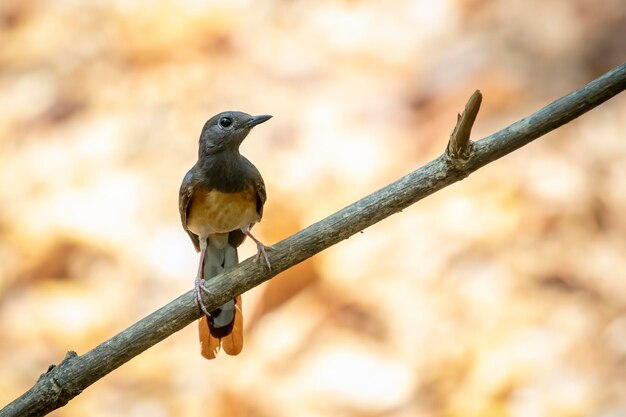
198 233 243 359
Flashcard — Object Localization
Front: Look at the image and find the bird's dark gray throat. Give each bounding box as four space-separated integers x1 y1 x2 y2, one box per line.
195 152 259 194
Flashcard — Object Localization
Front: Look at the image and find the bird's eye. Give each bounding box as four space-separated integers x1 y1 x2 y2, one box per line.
219 117 233 128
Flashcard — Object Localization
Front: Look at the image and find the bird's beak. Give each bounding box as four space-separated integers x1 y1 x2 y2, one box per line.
245 114 272 128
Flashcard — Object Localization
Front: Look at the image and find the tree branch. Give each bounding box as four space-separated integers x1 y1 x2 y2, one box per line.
2 62 625 417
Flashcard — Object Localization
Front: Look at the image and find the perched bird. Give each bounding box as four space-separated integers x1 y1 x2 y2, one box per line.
179 111 272 359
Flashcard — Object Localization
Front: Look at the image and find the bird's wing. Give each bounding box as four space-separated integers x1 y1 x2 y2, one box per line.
240 155 266 220
179 169 201 252
255 177 266 219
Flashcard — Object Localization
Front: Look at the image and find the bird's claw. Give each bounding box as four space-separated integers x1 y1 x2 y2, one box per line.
194 277 212 317
254 243 275 269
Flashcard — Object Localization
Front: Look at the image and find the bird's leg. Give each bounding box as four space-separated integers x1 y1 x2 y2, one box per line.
244 230 274 269
195 240 213 317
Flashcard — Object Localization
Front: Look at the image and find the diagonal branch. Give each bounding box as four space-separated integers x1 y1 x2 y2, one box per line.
2 62 626 417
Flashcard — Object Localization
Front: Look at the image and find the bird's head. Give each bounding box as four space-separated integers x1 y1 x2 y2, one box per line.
198 111 272 156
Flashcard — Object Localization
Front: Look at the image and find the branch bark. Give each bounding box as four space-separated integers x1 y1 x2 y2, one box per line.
2 62 625 417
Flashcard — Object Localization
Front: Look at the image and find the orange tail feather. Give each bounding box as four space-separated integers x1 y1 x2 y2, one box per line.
198 296 243 359
199 315 220 359
221 295 244 356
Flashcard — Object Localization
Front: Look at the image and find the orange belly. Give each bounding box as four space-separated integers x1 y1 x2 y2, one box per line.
187 187 259 238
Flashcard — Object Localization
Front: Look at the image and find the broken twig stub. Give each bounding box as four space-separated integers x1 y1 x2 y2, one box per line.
447 89 482 162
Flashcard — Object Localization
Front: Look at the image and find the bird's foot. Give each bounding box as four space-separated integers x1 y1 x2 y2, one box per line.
244 231 274 269
194 276 213 317
254 242 275 269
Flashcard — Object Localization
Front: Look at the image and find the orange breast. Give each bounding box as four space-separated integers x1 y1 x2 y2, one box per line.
187 186 259 238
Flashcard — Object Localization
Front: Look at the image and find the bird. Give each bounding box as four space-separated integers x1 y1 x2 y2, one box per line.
179 111 272 359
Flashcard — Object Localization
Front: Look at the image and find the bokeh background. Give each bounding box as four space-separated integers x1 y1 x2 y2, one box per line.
1 1 625 416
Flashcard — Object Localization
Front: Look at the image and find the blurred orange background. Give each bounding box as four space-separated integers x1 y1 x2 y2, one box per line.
1 1 625 416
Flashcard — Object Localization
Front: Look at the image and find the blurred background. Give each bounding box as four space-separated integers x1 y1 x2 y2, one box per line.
1 1 625 416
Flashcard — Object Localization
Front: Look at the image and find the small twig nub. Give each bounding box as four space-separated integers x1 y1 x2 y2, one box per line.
447 89 483 160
